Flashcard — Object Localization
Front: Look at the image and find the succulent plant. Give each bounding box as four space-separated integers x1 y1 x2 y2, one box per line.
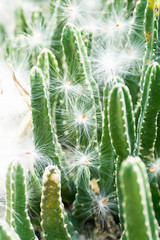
1 0 160 239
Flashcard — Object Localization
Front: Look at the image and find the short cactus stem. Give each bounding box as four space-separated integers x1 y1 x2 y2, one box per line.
41 165 74 240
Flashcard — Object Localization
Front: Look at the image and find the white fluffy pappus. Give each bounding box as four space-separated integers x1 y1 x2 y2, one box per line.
56 100 96 145
97 7 133 43
147 159 160 184
16 25 51 61
91 37 144 87
63 143 99 180
52 73 84 110
92 192 117 228
91 43 129 85
49 0 100 30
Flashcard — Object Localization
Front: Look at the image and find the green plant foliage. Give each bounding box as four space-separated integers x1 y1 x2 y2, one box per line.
1 0 160 239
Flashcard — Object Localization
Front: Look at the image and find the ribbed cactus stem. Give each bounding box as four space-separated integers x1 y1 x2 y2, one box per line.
156 7 160 63
141 0 156 89
62 24 102 144
125 0 148 105
80 28 93 57
30 66 60 167
11 162 36 240
37 48 60 117
108 83 135 229
14 5 29 35
120 156 159 240
137 63 160 163
30 66 72 202
74 165 93 228
40 165 74 240
108 83 135 160
99 81 115 195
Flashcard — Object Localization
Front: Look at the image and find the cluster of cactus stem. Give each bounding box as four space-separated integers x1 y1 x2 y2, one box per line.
1 0 160 239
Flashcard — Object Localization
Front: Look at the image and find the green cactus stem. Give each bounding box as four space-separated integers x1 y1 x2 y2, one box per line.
99 81 115 195
37 48 60 117
108 83 135 160
80 28 93 57
27 172 42 217
125 0 147 105
40 165 75 240
138 63 160 163
120 156 159 240
108 83 135 229
30 66 60 167
156 6 160 63
49 0 66 73
14 5 29 35
141 0 156 89
11 162 36 240
30 66 73 202
62 24 102 144
0 24 6 44
31 10 45 29
74 165 93 229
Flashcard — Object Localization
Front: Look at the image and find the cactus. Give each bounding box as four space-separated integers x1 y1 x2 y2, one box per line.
41 165 75 240
1 0 160 240
99 81 115 195
73 165 93 229
120 156 159 240
5 161 36 240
